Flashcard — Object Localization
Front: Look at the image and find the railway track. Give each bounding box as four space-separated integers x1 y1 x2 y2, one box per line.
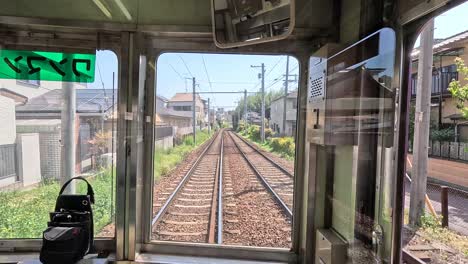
151 129 293 246
228 131 294 218
152 130 224 243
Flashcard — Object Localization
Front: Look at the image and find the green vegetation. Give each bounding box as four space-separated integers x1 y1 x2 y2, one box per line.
154 130 213 182
234 90 283 119
449 57 468 118
0 130 214 239
238 123 295 160
0 170 115 238
404 210 468 257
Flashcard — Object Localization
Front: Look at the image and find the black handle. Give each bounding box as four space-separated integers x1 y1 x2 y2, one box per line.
59 176 95 204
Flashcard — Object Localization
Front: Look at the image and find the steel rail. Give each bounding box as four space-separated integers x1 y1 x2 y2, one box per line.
151 130 221 226
228 131 292 218
217 135 224 244
208 157 220 243
233 133 293 178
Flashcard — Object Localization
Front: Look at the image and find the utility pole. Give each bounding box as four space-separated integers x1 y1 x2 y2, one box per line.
282 56 289 136
60 54 76 194
208 98 211 134
410 19 434 227
192 77 196 145
251 63 265 142
244 89 248 123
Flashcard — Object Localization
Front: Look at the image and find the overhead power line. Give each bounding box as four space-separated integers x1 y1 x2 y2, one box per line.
178 55 194 77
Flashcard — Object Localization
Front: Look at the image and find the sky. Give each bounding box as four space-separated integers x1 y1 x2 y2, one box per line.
89 1 468 111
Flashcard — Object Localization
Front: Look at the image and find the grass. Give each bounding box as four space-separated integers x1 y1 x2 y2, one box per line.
238 129 295 161
154 130 213 182
0 169 115 238
0 130 213 238
404 210 468 257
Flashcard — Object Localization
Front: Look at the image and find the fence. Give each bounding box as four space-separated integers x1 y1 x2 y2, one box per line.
0 144 17 179
428 140 468 161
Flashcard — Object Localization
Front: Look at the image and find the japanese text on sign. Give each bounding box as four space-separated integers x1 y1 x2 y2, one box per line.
0 50 96 83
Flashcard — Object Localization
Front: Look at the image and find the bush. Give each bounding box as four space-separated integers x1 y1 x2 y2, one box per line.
430 127 455 142
245 125 272 141
269 137 295 157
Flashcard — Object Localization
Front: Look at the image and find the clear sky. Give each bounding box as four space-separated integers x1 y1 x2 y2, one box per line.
90 2 468 111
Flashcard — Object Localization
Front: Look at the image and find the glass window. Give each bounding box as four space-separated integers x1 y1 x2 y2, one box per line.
0 50 118 239
151 53 299 248
308 28 396 263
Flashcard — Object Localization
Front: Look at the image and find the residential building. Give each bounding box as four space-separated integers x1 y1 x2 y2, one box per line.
15 88 117 178
411 30 468 141
270 90 298 136
167 93 206 126
0 79 87 188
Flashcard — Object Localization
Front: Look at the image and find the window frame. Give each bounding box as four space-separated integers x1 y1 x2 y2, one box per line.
0 27 121 254
138 48 304 263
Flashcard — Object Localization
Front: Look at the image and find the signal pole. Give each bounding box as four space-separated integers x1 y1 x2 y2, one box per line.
192 77 196 145
251 63 265 142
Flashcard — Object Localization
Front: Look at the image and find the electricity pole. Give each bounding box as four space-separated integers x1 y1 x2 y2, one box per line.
410 19 434 226
251 63 265 142
244 89 248 123
282 56 289 136
192 77 196 145
60 54 75 194
208 98 211 134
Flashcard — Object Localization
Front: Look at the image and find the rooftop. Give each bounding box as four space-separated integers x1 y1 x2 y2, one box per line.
16 88 117 114
411 30 468 58
168 93 203 102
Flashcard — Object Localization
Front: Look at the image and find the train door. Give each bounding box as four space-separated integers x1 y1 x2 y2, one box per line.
304 28 397 263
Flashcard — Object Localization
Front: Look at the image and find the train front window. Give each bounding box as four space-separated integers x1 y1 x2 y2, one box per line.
151 53 299 248
0 50 118 239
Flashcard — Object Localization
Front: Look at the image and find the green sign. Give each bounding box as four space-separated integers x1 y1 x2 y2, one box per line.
0 49 95 83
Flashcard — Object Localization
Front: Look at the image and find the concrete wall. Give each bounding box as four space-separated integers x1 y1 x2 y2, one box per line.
155 136 174 150
16 121 61 180
16 133 41 186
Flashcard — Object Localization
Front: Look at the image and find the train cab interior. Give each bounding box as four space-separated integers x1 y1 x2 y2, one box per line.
0 0 466 263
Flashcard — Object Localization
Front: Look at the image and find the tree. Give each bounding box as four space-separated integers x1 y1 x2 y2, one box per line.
235 89 283 118
448 57 468 118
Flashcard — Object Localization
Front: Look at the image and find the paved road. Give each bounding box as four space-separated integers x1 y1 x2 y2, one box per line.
406 156 468 235
407 155 468 189
404 180 468 235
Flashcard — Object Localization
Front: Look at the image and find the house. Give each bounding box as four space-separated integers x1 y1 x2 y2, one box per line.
155 95 193 137
0 79 86 188
270 90 298 136
411 30 468 142
15 88 117 178
167 93 206 126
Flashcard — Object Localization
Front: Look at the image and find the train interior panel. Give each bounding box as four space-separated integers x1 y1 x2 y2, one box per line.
0 0 466 263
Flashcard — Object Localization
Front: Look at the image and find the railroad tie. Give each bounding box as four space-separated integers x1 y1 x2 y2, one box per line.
158 231 207 236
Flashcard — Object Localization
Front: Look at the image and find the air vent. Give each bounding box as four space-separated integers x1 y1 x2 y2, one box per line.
309 76 324 99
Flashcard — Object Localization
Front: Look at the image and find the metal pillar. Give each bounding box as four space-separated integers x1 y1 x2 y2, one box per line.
60 53 76 194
